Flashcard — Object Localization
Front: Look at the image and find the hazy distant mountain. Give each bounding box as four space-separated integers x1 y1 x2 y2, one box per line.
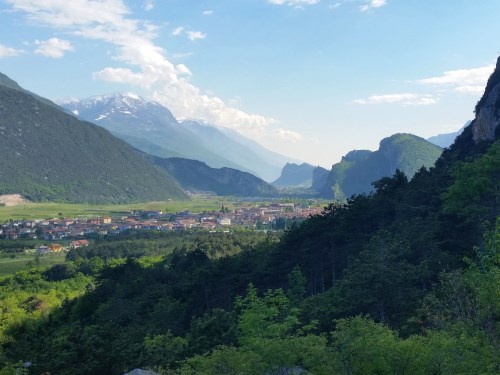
427 122 470 148
316 134 443 200
311 166 331 192
60 95 295 181
181 120 292 182
272 163 316 187
0 74 185 203
153 157 279 197
60 94 251 173
214 124 301 178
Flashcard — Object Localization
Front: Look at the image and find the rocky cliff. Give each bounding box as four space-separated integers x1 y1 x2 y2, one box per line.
472 56 500 143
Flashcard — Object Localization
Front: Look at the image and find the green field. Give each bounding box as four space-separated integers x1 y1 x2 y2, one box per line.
0 253 66 277
0 197 236 222
0 197 326 222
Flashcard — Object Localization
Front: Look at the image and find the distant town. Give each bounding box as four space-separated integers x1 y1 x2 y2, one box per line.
0 203 323 252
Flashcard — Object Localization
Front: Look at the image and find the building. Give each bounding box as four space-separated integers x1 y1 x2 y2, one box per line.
70 239 90 249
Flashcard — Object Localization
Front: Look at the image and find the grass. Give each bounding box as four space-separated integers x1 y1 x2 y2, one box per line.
0 196 327 222
0 253 66 277
0 197 236 221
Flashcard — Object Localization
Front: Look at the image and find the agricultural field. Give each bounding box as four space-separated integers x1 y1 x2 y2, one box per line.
0 197 233 222
0 252 66 277
0 196 324 222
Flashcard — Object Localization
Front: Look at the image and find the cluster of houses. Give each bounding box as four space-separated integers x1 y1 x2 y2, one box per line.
0 203 322 242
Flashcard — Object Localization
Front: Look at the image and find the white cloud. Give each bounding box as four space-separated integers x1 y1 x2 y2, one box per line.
274 128 304 142
172 26 184 36
143 0 154 11
5 0 273 134
34 38 73 58
7 2 271 135
186 31 206 41
454 85 485 95
416 65 494 94
360 0 387 11
354 93 438 106
202 10 214 16
175 64 192 76
268 0 319 6
0 43 23 58
171 52 194 59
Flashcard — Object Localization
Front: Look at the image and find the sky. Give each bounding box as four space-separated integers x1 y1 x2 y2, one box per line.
0 0 499 168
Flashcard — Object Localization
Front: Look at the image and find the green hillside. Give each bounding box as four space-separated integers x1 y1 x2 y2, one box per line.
319 134 443 200
0 77 186 203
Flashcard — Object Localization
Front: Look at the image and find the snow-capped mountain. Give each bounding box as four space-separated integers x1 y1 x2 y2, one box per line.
60 93 296 181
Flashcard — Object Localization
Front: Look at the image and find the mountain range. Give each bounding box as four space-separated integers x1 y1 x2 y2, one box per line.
0 71 461 204
60 95 295 181
0 75 186 203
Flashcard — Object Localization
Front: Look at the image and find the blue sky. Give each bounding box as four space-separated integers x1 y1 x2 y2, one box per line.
0 0 499 167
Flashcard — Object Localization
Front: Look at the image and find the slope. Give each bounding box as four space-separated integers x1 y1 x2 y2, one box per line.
318 134 443 199
0 77 186 203
153 157 279 197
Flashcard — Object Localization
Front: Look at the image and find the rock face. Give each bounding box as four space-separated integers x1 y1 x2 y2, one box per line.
0 194 27 206
272 163 316 187
311 166 330 192
472 56 500 143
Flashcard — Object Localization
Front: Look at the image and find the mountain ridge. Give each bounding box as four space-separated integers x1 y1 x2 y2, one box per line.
61 94 296 181
152 157 279 197
0 74 186 203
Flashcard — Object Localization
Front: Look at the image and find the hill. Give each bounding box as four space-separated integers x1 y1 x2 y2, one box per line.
152 157 279 196
0 76 186 203
316 134 443 199
272 163 316 187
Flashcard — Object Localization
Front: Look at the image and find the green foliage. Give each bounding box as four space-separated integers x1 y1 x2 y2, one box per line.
444 141 500 224
331 316 401 374
235 285 300 345
143 331 188 369
338 231 424 326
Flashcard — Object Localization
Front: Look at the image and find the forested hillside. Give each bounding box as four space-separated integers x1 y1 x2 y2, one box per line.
317 133 443 200
0 76 186 203
0 61 499 374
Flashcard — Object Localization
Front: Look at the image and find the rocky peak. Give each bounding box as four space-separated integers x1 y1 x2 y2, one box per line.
472 56 500 143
